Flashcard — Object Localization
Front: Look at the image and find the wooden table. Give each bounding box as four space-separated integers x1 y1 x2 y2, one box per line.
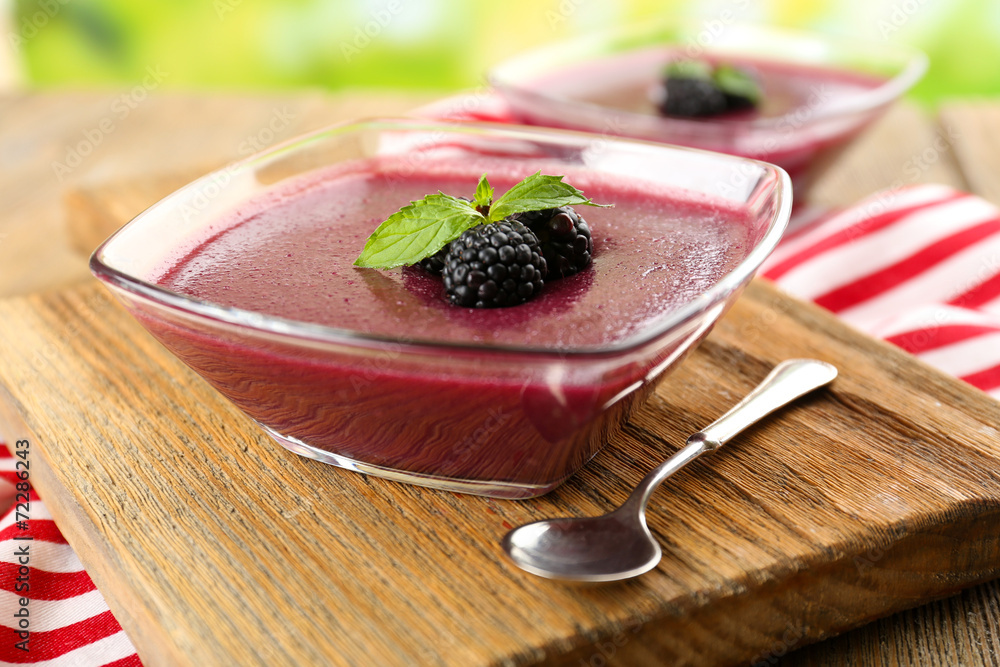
2 91 1000 665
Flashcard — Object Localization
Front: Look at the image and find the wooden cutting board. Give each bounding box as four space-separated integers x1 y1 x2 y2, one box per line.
2 270 999 666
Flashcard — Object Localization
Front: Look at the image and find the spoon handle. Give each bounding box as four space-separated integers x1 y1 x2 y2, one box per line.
626 359 837 512
698 358 838 450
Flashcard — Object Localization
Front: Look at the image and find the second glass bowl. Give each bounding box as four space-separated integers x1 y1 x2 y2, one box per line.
488 22 927 199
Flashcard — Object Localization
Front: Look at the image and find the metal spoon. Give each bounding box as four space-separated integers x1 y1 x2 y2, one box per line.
502 358 838 582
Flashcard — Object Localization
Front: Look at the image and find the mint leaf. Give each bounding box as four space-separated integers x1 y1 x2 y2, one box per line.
355 172 609 270
489 172 610 222
473 173 493 212
665 59 712 80
354 193 483 269
713 65 761 104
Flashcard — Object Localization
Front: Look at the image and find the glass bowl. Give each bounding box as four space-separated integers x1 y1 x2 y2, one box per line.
90 119 790 499
488 21 927 199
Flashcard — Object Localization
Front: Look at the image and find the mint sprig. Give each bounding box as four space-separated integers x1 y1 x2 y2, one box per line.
354 172 609 270
489 173 604 221
665 59 713 80
665 59 762 106
354 193 484 269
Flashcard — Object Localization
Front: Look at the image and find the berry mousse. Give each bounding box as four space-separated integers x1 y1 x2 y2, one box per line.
147 155 758 496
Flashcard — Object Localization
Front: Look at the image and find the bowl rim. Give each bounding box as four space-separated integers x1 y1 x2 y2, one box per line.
90 117 791 360
487 21 929 133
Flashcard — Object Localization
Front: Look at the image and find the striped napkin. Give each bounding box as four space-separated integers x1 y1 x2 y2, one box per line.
763 184 1000 400
2 180 999 665
0 444 141 666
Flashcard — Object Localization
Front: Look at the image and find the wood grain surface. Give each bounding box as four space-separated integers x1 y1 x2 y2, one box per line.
3 92 1000 665
1 275 999 667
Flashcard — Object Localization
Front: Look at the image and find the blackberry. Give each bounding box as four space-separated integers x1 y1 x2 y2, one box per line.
722 88 756 113
513 206 593 279
441 219 547 308
417 248 447 275
659 76 728 118
658 61 761 118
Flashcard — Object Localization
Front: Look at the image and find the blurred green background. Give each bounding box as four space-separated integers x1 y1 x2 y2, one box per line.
8 0 1000 103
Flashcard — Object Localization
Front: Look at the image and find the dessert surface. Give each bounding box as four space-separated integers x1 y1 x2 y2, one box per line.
157 159 753 349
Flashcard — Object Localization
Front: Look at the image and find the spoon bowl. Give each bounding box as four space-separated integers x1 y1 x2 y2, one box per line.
502 359 838 582
503 509 661 582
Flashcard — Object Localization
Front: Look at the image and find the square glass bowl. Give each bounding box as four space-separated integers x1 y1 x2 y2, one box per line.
90 119 790 499
488 22 926 199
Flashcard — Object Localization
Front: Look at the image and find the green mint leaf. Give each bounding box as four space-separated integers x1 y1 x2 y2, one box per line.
354 193 483 269
473 173 493 212
665 59 712 81
489 172 610 222
356 172 608 269
713 65 761 104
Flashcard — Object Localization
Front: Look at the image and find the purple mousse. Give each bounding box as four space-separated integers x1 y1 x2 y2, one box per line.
498 51 890 190
144 157 756 496
158 164 750 348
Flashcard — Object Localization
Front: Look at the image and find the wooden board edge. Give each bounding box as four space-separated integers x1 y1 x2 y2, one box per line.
537 508 1000 666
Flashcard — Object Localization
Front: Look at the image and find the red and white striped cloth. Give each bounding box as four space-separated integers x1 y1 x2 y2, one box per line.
763 183 1000 399
0 443 141 666
1 181 999 665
